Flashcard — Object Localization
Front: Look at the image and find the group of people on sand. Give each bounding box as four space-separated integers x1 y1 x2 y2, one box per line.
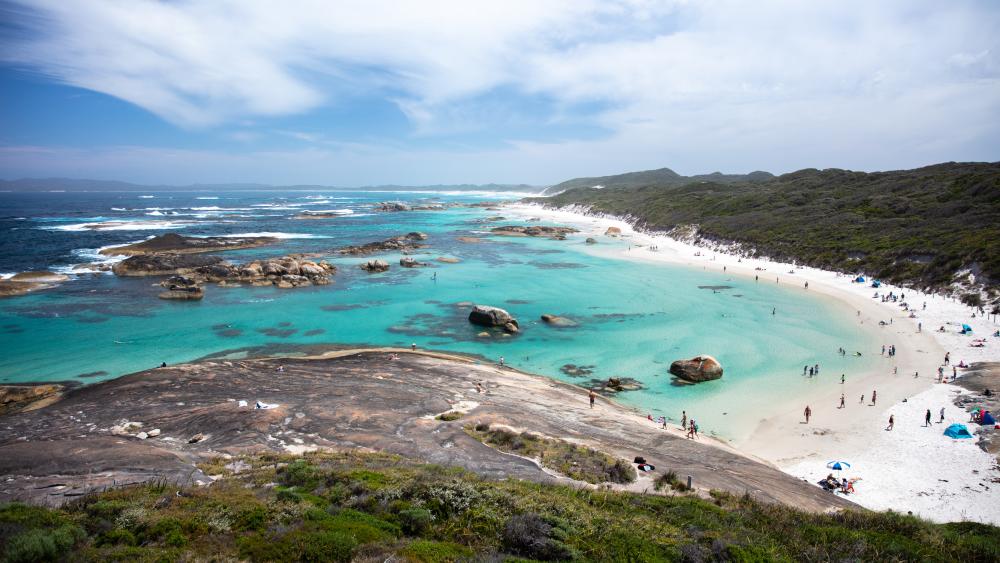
882 344 897 357
821 473 856 494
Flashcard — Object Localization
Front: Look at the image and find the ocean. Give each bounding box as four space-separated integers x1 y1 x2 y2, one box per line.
0 190 879 440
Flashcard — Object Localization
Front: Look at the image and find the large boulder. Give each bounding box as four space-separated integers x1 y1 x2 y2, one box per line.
605 226 622 237
469 305 519 333
113 254 225 276
669 355 723 383
360 259 390 272
540 314 578 328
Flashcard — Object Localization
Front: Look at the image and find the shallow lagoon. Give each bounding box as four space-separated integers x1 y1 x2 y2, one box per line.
0 191 879 438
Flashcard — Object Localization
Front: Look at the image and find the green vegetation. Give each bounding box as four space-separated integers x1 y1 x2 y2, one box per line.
435 411 465 422
466 423 637 484
537 162 1000 293
654 470 691 493
2 451 999 562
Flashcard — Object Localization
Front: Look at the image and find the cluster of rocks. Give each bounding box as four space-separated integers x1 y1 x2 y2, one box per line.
400 257 430 268
338 232 428 255
360 259 390 273
468 305 520 334
490 225 579 239
158 276 205 300
375 202 449 212
109 420 161 440
669 355 724 383
585 238 597 244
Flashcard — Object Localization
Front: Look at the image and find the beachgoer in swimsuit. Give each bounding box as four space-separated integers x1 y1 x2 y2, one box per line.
887 414 894 430
589 389 596 408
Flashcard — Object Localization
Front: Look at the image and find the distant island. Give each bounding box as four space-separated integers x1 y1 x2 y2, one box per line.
532 161 1000 296
0 177 545 194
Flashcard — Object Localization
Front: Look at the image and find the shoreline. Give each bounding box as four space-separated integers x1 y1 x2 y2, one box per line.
503 201 1000 524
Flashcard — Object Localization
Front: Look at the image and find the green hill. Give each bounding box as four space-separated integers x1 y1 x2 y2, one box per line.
543 168 773 194
535 162 1000 295
2 451 997 562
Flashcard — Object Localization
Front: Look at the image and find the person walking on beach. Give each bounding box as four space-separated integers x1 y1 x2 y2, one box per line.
887 414 894 431
680 410 687 430
588 389 596 409
841 374 845 384
881 344 885 356
498 356 505 367
939 407 945 423
945 352 950 365
925 409 932 427
839 394 845 409
860 394 865 405
411 342 417 351
804 405 812 424
871 390 877 406
803 365 808 376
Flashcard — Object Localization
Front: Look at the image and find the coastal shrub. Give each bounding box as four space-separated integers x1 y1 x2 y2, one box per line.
3 525 86 563
502 512 577 561
276 488 302 503
237 529 358 563
278 459 321 490
400 539 474 562
436 411 464 421
233 505 269 532
95 528 137 547
398 507 434 536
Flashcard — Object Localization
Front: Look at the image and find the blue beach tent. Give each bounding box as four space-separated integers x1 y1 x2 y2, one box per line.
944 424 973 439
961 324 973 334
855 276 866 283
871 280 881 288
982 412 996 426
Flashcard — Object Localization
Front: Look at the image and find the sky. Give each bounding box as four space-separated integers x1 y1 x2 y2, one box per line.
0 0 998 186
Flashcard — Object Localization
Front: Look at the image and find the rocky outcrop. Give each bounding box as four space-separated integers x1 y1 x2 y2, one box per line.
293 212 346 220
585 238 597 244
669 355 724 383
0 271 70 298
376 201 411 212
490 225 578 239
158 276 204 300
540 314 579 328
101 233 277 256
469 305 519 334
436 257 461 264
360 259 390 272
605 227 622 237
113 254 225 276
0 384 66 416
338 233 428 255
399 257 429 268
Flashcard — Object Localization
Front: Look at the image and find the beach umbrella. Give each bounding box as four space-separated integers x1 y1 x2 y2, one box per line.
826 461 851 471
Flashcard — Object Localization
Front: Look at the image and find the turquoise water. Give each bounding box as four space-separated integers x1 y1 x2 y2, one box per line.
0 191 879 438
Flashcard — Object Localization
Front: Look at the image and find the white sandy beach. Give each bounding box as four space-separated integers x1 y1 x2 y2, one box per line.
502 202 1000 524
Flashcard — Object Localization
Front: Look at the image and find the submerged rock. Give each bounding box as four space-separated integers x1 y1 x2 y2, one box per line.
338 233 428 256
585 238 597 244
669 355 724 383
399 257 429 268
540 314 579 328
0 271 70 298
158 276 204 300
490 225 578 239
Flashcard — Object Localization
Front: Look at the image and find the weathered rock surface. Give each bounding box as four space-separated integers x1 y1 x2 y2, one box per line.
0 384 67 416
585 237 597 244
540 314 579 328
293 212 347 220
360 259 390 273
605 226 622 236
0 271 70 298
490 225 578 239
338 233 428 255
376 201 411 212
113 254 225 276
436 256 461 264
101 233 276 256
469 305 519 333
669 355 724 383
0 350 855 512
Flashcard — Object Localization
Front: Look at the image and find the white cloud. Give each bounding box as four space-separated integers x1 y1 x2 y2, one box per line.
1 0 998 180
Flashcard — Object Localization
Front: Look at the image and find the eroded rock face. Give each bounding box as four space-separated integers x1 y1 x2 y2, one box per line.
469 305 519 333
490 225 578 239
117 254 336 294
101 233 276 256
0 384 66 416
376 201 411 212
360 259 390 272
669 355 724 383
338 233 428 255
605 227 622 236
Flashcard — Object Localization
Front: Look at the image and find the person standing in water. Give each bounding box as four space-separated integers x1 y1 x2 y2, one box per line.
680 410 687 430
841 374 846 384
804 405 812 423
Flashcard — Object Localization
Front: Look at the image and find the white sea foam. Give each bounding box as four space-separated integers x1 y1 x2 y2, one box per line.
111 207 127 211
43 220 195 232
196 196 219 200
214 232 330 239
146 211 165 216
139 195 154 199
299 209 353 215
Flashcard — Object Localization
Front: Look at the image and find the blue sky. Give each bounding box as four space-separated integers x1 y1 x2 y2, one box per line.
1 0 998 186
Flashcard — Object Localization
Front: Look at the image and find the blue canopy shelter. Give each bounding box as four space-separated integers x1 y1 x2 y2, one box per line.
961 324 973 334
855 276 866 283
944 424 973 439
871 280 881 288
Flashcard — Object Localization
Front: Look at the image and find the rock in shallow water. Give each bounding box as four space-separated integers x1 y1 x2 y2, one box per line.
669 355 724 383
468 305 519 334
